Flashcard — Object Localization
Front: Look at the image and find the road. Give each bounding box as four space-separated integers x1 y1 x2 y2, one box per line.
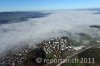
57 44 100 66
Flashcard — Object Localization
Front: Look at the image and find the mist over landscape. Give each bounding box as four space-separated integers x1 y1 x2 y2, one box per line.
0 9 100 54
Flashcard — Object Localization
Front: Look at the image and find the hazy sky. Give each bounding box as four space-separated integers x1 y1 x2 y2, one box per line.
0 0 100 11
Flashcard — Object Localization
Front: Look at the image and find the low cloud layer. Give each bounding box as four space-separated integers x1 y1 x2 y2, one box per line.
0 10 100 54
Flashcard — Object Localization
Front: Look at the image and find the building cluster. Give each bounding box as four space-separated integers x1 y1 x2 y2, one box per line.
0 36 76 66
36 37 76 58
0 45 31 66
